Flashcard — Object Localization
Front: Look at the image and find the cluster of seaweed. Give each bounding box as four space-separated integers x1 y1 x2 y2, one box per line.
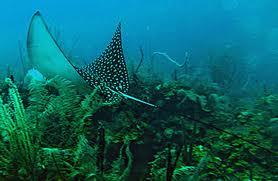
0 52 277 180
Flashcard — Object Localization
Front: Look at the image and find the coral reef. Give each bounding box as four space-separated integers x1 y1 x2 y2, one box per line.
0 67 276 180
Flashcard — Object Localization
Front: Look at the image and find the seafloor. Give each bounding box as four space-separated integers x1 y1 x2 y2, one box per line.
0 64 277 180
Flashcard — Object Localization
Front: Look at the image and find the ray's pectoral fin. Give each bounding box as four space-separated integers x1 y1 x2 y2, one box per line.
27 11 89 90
75 23 128 103
75 24 157 107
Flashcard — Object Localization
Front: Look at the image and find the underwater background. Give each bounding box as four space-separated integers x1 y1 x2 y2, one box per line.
1 0 278 86
0 0 277 180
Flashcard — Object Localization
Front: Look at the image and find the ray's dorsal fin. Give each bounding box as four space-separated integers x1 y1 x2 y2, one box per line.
75 24 157 107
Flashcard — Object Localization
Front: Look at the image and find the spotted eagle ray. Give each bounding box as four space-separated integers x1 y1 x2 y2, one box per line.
26 12 276 155
27 11 156 107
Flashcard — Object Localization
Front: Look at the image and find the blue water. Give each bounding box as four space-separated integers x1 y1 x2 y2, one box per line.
0 1 277 180
0 0 277 85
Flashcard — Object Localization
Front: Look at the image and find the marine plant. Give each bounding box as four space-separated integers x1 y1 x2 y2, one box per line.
0 78 38 180
0 74 143 180
0 63 276 180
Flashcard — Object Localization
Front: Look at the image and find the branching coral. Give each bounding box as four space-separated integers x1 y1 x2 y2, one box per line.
152 52 188 67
